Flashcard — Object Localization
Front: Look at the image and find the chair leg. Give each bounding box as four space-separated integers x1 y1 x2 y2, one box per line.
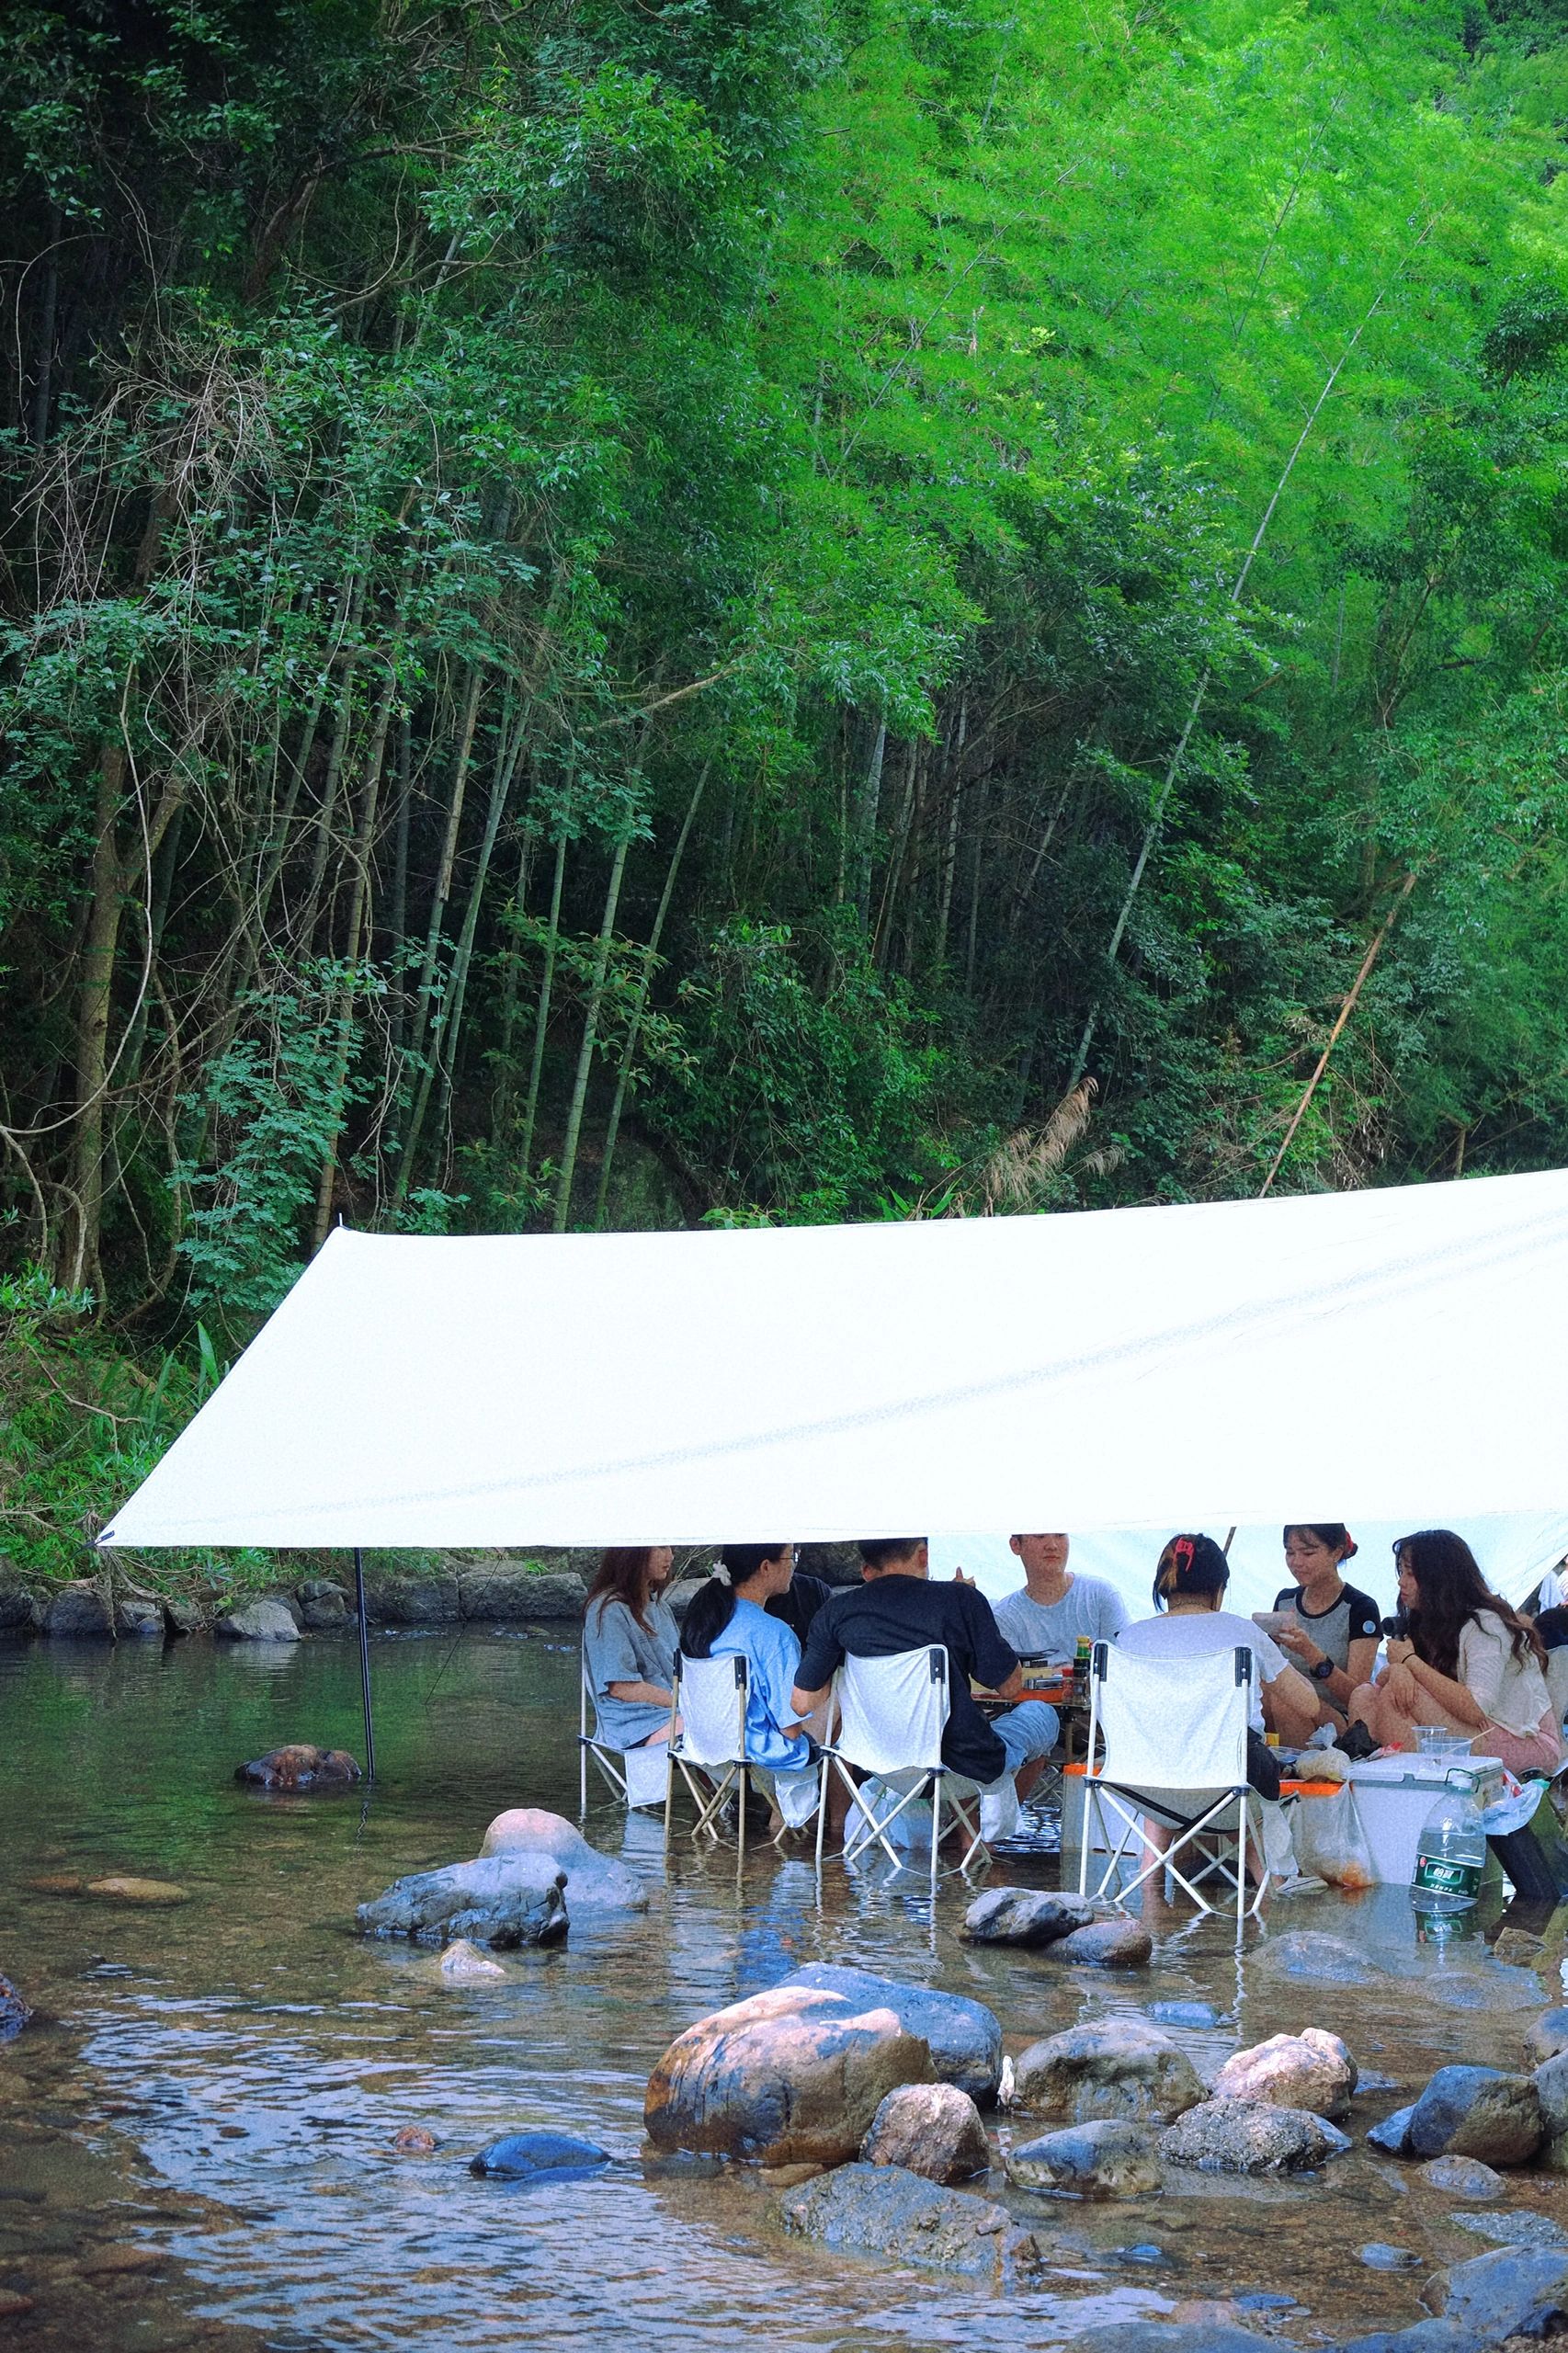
738 1768 747 1875
814 1757 829 1877
929 1778 940 1899
663 1752 676 1849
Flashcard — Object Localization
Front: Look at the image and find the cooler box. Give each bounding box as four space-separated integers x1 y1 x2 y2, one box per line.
1346 1756 1506 1886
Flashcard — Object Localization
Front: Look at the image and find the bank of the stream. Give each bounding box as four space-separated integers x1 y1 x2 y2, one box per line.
5 1630 1568 2351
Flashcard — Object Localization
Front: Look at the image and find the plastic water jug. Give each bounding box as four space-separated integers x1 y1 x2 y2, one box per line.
1410 1778 1487 1912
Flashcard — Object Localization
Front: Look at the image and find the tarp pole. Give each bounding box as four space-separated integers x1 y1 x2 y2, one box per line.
353 1547 376 1780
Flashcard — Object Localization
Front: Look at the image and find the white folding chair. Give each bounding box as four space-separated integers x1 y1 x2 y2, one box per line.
813 1645 985 1894
1078 1640 1267 1938
664 1653 817 1864
578 1656 669 1814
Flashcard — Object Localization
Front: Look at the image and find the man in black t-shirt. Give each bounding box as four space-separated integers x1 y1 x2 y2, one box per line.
790 1537 1058 1795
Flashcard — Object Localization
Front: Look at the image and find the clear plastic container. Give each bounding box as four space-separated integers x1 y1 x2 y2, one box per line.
1415 1725 1473 1756
1410 1777 1488 1912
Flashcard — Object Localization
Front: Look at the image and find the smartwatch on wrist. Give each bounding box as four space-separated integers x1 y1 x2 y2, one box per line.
1311 1656 1335 1683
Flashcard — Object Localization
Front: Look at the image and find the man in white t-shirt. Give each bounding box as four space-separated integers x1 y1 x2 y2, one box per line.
993 1533 1129 1662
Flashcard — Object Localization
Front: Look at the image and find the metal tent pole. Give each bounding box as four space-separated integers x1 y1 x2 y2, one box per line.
353 1547 376 1780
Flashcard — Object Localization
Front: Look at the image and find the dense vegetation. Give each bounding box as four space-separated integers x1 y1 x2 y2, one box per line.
4 0 1568 1573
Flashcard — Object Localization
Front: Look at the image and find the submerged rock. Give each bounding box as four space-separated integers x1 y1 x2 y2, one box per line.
1068 2327 1271 2353
357 1855 568 1948
215 1600 301 1643
1255 1930 1388 1987
1051 1918 1153 1969
44 1585 113 1638
781 1964 1001 2101
1210 2028 1357 2120
777 2161 1040 2282
1406 2065 1543 2165
470 2131 610 2180
479 1811 647 1910
960 1887 1094 1946
0 1974 32 2043
1006 2120 1162 2200
392 2126 437 2154
1420 2154 1504 2199
85 1876 187 1905
1361 2245 1423 2271
644 1984 932 2167
860 2083 989 2183
1012 2020 1204 2126
1159 2097 1351 2175
438 1938 507 1982
236 1745 360 1790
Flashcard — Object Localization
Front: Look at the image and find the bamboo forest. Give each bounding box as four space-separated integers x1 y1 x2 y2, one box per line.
6 0 1568 1563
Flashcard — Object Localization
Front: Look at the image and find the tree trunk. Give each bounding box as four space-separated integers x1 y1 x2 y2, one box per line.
518 817 570 1173
552 835 629 1233
854 715 887 930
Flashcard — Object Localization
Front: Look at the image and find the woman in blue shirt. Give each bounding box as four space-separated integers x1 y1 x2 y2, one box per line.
680 1544 820 1827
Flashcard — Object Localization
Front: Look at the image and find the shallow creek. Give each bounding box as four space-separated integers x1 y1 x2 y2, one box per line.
3 1630 1568 2352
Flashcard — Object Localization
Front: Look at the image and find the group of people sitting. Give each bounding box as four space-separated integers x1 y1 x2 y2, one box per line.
580 1518 1567 1836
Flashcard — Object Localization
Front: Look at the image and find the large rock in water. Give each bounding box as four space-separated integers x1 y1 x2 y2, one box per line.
367 1574 460 1626
960 1887 1095 1946
1406 2065 1543 2165
215 1600 301 1643
1050 1918 1153 1969
358 1855 567 1948
1526 2009 1568 2067
779 1964 1001 2101
1534 2048 1568 2171
776 2162 1041 2283
860 2083 990 2183
296 1580 348 1631
1343 2246 1568 2353
470 2131 609 2180
1012 2021 1204 2125
458 1566 586 1621
1159 2097 1351 2176
237 1745 360 1790
114 1597 164 1638
0 1576 41 1635
45 1585 113 1638
479 1811 646 1910
1210 2029 1357 2119
0 1974 32 2043
1006 2120 1162 2200
644 1984 933 2166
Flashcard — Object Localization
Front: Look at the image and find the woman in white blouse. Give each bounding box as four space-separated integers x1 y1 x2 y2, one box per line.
1348 1529 1562 1778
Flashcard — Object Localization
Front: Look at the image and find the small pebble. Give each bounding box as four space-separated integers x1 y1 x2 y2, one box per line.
1420 2155 1505 2200
1114 2244 1169 2266
392 2126 437 2154
1148 2001 1221 2027
1360 2243 1422 2271
78 2246 164 2276
0 2291 37 2317
1234 2292 1300 2313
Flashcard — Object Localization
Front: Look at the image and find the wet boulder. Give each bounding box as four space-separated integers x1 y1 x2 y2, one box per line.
457 1566 585 1622
236 1745 360 1791
357 1855 568 1949
1367 2104 1416 2156
1160 2098 1351 2176
0 1974 32 2043
1406 2065 1543 2165
1210 2028 1357 2120
296 1580 348 1631
215 1599 301 1643
860 2083 990 2183
960 1887 1094 1946
1012 2020 1204 2126
0 1572 41 1636
1006 2120 1162 2200
644 1984 933 2167
777 2161 1040 2283
1409 2244 1568 2347
113 1597 165 1639
471 2131 609 2180
1050 1918 1153 1969
45 1584 113 1638
780 1964 1001 2101
163 1597 203 1637
1526 2008 1568 2067
366 1574 460 1627
480 1811 647 1910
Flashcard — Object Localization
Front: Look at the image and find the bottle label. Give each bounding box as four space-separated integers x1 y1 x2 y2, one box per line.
1413 1851 1482 1900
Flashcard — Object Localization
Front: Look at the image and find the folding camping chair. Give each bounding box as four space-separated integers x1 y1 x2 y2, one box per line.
813 1645 986 1895
664 1653 818 1863
1077 1640 1267 1938
578 1656 669 1815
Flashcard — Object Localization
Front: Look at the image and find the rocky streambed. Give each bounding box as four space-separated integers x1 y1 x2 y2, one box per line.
5 1628 1568 2353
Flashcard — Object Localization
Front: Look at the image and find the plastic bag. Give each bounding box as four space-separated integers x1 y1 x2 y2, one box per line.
1290 1785 1375 1890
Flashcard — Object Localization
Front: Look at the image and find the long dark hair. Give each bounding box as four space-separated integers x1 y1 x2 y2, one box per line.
1397 1529 1543 1678
682 1544 786 1660
585 1547 663 1634
1153 1532 1230 1610
1282 1523 1358 1561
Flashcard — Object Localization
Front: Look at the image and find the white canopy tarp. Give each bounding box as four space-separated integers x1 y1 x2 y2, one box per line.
101 1165 1568 1554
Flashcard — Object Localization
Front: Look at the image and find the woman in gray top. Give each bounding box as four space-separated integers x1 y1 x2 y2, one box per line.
583 1546 680 1748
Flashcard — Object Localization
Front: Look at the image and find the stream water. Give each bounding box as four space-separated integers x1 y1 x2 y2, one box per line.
3 1629 1568 2352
